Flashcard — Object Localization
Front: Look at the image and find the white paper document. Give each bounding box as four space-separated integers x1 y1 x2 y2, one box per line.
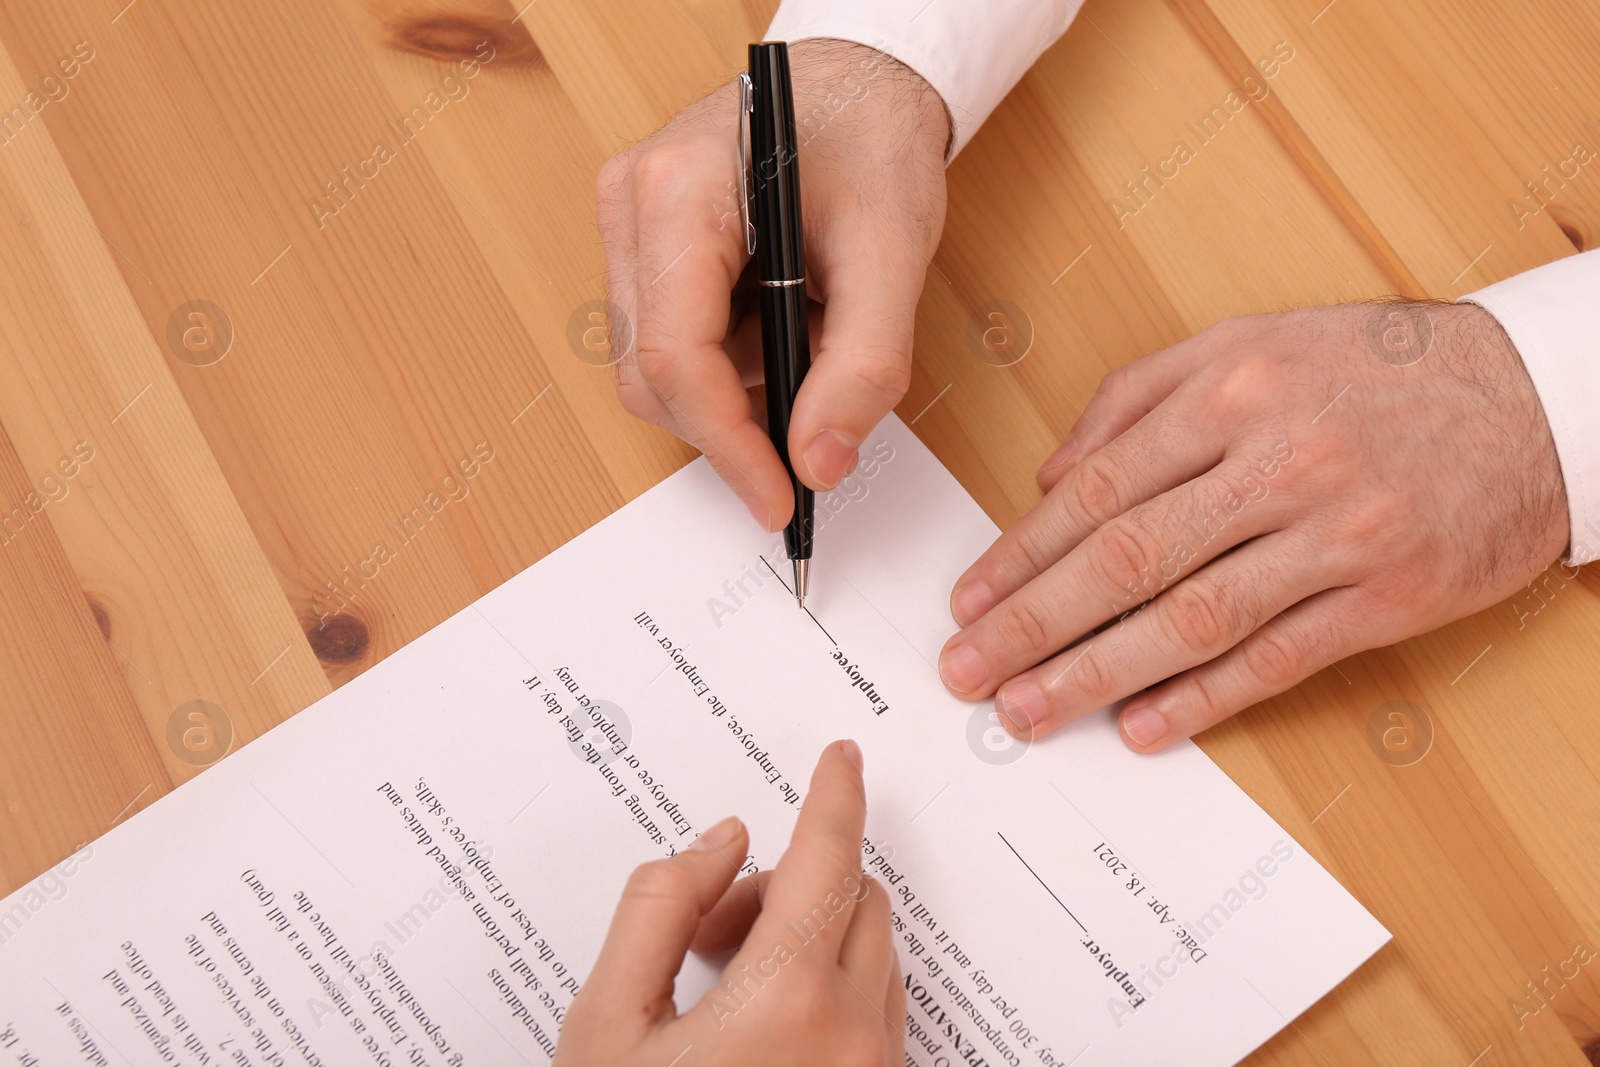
0 415 1387 1066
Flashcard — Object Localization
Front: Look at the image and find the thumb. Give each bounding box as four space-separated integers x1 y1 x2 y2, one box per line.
580 816 749 1033
788 232 924 490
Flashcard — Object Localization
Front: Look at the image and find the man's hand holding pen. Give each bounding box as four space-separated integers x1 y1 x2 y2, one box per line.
594 40 949 531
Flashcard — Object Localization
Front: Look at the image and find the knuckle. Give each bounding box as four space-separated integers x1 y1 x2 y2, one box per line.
1162 581 1231 656
1093 520 1165 599
1070 460 1132 529
1209 356 1277 413
629 141 705 215
991 596 1053 660
991 527 1053 583
622 859 693 904
842 344 912 406
1339 494 1401 547
1204 313 1261 344
1060 641 1116 699
1178 670 1229 727
1094 364 1133 406
1242 626 1305 690
615 376 664 424
632 342 677 389
630 140 685 189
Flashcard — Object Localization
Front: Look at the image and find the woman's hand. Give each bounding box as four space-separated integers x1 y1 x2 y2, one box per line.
553 740 904 1066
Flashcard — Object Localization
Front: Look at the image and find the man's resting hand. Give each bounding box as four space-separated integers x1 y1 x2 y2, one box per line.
938 304 1569 751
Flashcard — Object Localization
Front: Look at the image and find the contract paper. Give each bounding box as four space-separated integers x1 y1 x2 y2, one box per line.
0 415 1388 1066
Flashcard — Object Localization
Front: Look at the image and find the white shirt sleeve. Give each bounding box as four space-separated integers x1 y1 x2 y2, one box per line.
765 0 1081 158
1465 249 1600 564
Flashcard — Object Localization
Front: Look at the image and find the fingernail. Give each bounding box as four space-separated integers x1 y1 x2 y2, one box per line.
1039 438 1078 479
951 579 995 626
938 642 987 694
996 703 1031 738
998 681 1046 729
839 739 864 773
689 814 744 852
802 430 858 490
1122 704 1167 748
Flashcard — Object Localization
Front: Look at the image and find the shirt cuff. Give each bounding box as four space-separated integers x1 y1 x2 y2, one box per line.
765 0 1081 159
1463 249 1600 564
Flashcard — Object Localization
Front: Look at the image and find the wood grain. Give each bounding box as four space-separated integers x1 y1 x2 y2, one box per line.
0 0 1595 1062
0 414 168 891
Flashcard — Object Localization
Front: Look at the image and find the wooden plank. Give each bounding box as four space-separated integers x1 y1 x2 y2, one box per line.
0 33 331 802
0 417 169 895
1190 0 1595 289
335 0 703 510
0 0 623 682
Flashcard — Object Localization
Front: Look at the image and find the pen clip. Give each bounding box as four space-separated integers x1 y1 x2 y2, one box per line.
737 71 756 256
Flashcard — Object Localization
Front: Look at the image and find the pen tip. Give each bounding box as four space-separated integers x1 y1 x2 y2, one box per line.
793 559 809 610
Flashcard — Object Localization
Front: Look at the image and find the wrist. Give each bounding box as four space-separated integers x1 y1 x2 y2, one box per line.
1442 302 1571 565
787 39 952 162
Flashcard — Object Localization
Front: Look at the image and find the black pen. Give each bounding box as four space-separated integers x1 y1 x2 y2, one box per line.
741 42 814 610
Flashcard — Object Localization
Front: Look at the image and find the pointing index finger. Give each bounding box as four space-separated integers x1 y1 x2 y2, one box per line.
743 740 869 965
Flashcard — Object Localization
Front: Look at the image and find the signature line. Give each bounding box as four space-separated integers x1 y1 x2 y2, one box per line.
997 831 1087 932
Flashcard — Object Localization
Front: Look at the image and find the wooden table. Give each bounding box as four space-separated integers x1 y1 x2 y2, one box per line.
1 0 1597 1062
